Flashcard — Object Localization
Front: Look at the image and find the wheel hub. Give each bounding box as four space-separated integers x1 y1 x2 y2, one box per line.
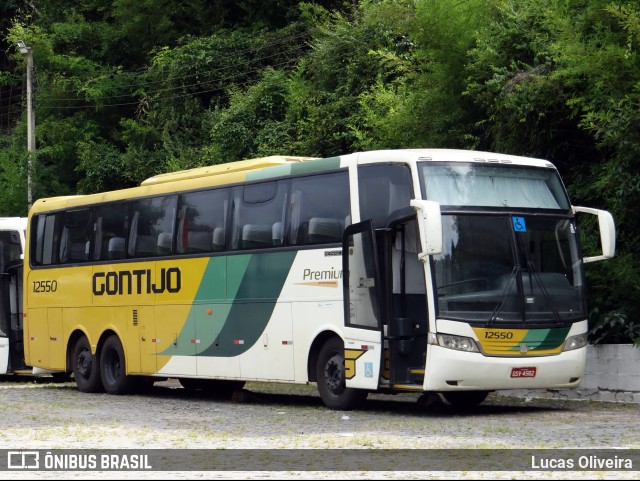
324 353 345 393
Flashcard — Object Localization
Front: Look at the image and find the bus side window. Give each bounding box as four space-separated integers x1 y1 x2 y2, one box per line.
232 181 288 250
59 209 92 264
92 203 129 261
287 171 350 245
358 164 413 228
177 188 230 255
32 214 59 266
129 195 177 258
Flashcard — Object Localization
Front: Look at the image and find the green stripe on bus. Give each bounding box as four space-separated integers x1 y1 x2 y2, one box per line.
200 250 297 356
246 164 293 181
245 157 342 181
163 251 297 357
290 157 341 175
512 326 570 350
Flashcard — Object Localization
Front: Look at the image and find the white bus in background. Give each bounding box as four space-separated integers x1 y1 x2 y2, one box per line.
0 217 28 375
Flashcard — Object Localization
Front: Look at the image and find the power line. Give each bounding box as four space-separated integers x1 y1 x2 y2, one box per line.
45 30 312 98
42 56 302 110
38 40 310 107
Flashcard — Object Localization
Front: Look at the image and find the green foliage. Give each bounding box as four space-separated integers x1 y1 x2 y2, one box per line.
589 308 640 347
0 122 28 216
207 68 292 162
76 140 128 194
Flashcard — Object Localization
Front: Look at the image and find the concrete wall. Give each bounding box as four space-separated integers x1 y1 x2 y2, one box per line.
496 344 640 403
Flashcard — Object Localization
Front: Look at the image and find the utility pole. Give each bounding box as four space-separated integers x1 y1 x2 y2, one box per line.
17 40 35 208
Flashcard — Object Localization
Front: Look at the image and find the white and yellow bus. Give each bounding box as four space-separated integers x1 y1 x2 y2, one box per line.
23 149 615 409
0 217 28 375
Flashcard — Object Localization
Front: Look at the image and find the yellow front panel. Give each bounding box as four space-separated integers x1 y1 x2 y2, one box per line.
472 327 570 356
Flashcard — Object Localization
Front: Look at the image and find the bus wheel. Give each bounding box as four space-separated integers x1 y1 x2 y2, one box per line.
442 391 489 407
72 336 103 393
316 337 367 410
100 335 137 395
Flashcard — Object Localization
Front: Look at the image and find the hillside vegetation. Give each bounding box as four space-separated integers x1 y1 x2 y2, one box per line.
1 0 638 343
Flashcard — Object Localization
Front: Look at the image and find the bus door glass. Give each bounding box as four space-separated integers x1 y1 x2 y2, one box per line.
342 220 382 390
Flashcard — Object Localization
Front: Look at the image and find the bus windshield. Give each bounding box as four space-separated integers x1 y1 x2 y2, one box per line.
432 214 586 324
420 162 570 210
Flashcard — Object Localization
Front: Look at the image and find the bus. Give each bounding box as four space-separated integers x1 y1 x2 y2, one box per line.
22 149 615 409
0 217 28 375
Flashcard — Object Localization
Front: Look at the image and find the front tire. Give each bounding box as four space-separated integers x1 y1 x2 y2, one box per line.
72 336 103 393
100 335 137 395
316 337 367 410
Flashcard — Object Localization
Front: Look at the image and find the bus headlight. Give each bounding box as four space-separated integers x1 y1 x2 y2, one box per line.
562 333 588 352
433 333 479 353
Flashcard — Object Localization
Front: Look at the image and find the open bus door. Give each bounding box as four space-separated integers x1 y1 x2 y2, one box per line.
341 215 437 395
342 221 383 392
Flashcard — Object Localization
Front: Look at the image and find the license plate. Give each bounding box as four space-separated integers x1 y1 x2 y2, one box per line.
511 367 537 378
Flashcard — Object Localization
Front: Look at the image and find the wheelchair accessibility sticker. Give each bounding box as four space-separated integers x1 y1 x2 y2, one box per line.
365 362 373 378
512 217 527 232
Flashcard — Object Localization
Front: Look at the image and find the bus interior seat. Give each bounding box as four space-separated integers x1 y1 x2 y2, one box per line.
134 235 156 257
272 222 284 246
157 232 172 255
242 224 272 249
59 226 89 263
295 221 309 244
108 237 126 260
308 217 342 244
212 227 225 251
69 242 88 262
187 231 212 253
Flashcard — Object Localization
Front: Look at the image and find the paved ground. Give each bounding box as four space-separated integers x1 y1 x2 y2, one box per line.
1 376 638 479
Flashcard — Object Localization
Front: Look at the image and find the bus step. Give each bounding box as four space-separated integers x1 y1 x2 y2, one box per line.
392 384 424 392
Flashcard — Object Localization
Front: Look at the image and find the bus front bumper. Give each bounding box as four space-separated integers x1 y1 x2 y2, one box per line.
425 345 586 392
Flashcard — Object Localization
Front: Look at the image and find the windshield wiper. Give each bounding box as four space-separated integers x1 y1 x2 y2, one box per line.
514 231 563 325
487 265 520 325
524 257 563 325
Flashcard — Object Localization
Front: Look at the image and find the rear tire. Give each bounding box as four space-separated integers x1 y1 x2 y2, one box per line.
72 336 103 393
442 390 489 407
316 337 367 410
100 335 137 395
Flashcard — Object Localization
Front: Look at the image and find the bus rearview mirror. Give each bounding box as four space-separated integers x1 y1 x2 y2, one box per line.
410 199 443 260
573 206 616 263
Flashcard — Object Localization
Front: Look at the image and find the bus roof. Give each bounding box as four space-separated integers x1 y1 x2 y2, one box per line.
28 150 560 214
352 149 558 169
141 155 316 186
